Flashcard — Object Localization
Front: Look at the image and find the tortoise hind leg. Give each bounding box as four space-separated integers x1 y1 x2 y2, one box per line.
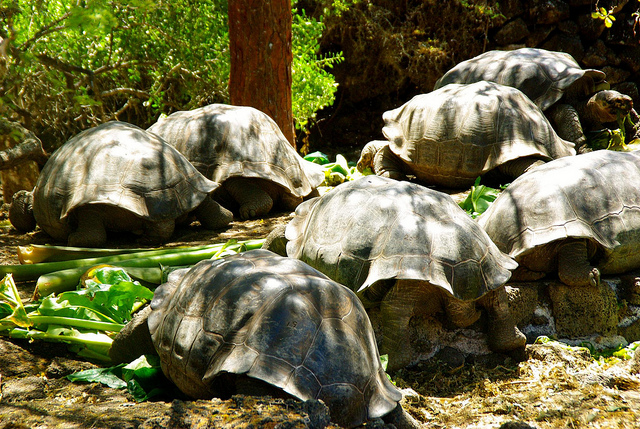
477 287 526 353
223 177 274 219
557 239 600 287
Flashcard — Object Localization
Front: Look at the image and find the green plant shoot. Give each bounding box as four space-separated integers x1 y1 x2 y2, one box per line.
458 177 503 218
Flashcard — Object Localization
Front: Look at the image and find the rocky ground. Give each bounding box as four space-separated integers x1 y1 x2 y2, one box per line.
1 207 640 429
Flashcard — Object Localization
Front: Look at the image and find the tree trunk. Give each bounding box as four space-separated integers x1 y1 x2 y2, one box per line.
228 0 295 147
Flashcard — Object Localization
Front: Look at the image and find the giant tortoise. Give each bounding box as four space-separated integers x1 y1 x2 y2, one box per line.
265 176 526 370
147 104 324 219
357 81 575 188
146 249 418 428
478 149 640 287
434 47 638 152
9 121 232 247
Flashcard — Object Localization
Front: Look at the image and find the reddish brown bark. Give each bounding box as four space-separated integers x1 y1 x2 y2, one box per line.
228 0 295 147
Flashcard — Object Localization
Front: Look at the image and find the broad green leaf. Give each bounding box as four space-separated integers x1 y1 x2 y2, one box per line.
67 365 128 389
0 274 33 329
459 177 502 218
304 151 330 165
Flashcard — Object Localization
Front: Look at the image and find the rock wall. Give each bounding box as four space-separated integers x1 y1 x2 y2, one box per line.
494 0 640 105
313 0 640 152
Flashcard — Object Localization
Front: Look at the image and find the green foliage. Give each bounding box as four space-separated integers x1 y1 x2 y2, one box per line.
1 0 344 147
0 266 152 361
292 7 342 131
304 151 369 186
592 6 616 28
587 113 640 151
68 354 173 401
591 1 640 34
458 177 503 218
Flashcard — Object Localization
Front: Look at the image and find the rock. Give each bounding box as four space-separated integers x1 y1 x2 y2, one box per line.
548 280 618 338
611 0 630 14
601 65 631 85
498 0 526 19
582 39 617 68
525 25 556 46
494 18 530 45
526 342 593 369
577 13 606 41
542 32 585 60
620 46 640 73
528 0 570 25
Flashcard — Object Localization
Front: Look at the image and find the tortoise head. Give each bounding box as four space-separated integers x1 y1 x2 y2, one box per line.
356 140 387 173
9 189 37 232
588 90 634 124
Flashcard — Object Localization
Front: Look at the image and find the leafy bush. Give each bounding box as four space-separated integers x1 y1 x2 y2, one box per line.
0 0 343 150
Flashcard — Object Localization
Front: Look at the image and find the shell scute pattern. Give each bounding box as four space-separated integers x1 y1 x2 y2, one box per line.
148 249 401 428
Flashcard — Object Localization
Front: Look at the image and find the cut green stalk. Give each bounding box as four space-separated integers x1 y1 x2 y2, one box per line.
28 315 124 332
18 244 158 264
3 326 113 349
35 239 265 297
1 239 264 283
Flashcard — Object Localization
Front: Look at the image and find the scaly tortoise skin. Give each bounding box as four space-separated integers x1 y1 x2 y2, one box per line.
9 121 232 247
434 47 637 152
148 104 323 219
270 176 525 371
357 81 575 188
478 149 640 287
148 249 407 428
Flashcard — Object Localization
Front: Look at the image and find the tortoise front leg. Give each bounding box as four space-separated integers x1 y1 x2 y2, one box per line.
142 218 175 245
378 282 419 372
477 287 526 353
223 177 273 219
546 103 589 153
193 196 233 230
377 280 444 372
68 205 108 247
557 239 600 287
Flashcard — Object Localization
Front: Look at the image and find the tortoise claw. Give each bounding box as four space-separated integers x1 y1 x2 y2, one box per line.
589 268 601 288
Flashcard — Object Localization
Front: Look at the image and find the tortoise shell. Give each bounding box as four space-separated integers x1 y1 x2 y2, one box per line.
381 81 575 188
434 47 605 111
148 249 401 428
32 121 218 241
477 150 640 276
285 175 517 301
147 104 323 198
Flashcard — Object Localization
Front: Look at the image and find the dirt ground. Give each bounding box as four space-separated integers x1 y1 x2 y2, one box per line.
1 207 640 429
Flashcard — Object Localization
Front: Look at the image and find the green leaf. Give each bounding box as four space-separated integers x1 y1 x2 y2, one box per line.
458 177 502 218
69 354 171 401
0 274 32 329
67 365 128 389
380 354 389 371
304 151 330 165
123 355 169 401
336 154 350 175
